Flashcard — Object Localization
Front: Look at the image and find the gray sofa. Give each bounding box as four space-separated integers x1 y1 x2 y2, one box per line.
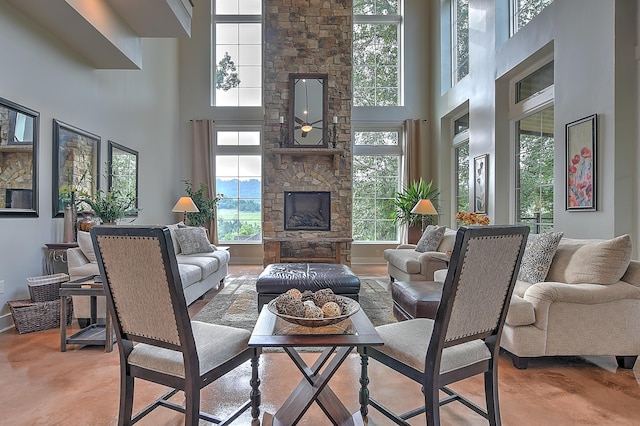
67 225 229 321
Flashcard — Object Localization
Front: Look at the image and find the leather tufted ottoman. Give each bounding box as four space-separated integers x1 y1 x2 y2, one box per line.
256 263 361 311
391 280 443 321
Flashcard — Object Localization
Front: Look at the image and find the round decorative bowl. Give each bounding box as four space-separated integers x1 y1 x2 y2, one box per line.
267 296 360 328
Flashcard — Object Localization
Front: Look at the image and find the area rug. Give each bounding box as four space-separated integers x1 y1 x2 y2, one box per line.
193 277 397 333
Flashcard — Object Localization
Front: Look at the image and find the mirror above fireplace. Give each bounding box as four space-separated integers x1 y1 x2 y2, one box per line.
289 73 328 147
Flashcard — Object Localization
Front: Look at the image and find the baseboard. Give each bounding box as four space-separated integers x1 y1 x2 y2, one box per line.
351 257 387 265
0 312 15 334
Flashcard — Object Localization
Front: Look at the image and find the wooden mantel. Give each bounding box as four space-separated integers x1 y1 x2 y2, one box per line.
272 148 345 170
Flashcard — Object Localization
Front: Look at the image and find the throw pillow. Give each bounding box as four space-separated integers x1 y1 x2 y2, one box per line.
166 222 186 255
174 227 214 255
562 235 632 285
415 225 446 253
77 231 97 263
517 231 564 283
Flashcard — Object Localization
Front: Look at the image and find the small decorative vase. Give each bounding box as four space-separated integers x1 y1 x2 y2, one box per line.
63 204 75 243
77 211 97 232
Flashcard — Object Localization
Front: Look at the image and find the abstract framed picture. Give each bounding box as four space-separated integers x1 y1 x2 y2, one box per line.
474 154 488 214
52 120 100 217
565 114 596 211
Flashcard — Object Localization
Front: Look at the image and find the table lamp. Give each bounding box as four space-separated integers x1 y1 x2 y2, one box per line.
172 196 199 224
410 199 438 232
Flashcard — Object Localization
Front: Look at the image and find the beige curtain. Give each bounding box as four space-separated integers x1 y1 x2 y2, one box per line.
191 119 218 244
401 119 430 243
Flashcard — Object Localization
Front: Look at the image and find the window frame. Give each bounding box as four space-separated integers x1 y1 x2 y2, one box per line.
212 4 263 107
353 7 404 107
451 0 469 85
510 0 554 36
352 125 403 243
214 125 263 244
509 58 555 234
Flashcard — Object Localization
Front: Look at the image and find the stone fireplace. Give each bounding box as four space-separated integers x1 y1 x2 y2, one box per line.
262 0 353 265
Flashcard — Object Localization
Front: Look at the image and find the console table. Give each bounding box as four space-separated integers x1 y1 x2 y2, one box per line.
44 242 78 275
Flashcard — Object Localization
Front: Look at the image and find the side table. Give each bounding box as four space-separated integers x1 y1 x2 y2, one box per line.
59 276 113 353
44 242 78 275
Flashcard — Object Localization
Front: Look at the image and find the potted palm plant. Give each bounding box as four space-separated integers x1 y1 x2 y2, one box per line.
391 178 440 243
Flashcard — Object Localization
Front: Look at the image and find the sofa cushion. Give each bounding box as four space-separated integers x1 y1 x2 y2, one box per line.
546 235 632 285
415 225 446 253
383 249 422 275
437 228 457 253
517 231 563 283
178 255 220 279
174 227 214 255
77 231 97 263
177 264 202 288
166 222 186 255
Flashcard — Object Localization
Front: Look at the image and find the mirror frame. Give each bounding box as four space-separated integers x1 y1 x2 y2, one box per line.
108 141 139 214
52 119 100 217
288 73 328 147
0 97 39 217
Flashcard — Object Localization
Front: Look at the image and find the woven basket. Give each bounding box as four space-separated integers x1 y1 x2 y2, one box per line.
26 273 69 302
8 298 73 334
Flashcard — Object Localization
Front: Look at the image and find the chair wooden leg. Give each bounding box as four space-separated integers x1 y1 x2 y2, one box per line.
484 368 501 426
184 383 200 426
616 356 637 369
119 374 134 426
359 351 370 420
423 382 440 426
250 351 261 424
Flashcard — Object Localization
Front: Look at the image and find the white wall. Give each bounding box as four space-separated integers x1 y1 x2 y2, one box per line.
0 2 182 330
432 0 638 251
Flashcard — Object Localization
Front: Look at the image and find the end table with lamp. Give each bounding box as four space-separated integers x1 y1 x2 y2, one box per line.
172 196 199 223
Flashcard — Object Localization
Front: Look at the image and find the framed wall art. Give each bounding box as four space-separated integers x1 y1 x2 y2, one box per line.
0 97 39 217
108 141 139 213
52 119 100 217
474 154 488 214
565 114 596 211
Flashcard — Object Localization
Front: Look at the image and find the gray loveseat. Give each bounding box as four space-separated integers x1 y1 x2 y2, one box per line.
383 228 457 282
67 224 229 321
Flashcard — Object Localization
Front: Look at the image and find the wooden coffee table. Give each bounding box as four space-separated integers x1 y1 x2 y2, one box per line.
249 308 383 425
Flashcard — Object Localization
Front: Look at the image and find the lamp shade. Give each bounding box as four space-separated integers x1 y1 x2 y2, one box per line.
410 199 438 215
172 197 199 213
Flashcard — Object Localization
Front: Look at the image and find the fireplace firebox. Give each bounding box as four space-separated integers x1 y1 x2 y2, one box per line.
284 191 330 231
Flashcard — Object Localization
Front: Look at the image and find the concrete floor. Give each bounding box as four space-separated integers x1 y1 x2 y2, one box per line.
1 264 639 425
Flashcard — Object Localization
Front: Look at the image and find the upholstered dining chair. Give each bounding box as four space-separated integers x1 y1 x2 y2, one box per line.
90 226 261 426
359 225 529 425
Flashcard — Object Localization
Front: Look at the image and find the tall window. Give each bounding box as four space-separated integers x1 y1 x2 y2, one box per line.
453 113 470 214
515 106 554 233
352 130 402 242
215 130 262 242
452 0 469 84
511 0 553 35
213 0 262 106
353 0 402 106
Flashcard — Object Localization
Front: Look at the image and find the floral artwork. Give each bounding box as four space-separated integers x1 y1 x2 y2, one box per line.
565 115 596 211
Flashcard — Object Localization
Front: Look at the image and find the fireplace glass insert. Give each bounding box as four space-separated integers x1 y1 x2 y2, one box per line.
284 191 330 231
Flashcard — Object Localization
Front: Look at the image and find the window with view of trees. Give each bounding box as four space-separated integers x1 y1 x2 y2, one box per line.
352 131 401 242
215 131 262 242
353 0 401 106
455 142 469 213
213 0 262 106
511 0 553 35
515 106 554 234
452 0 469 84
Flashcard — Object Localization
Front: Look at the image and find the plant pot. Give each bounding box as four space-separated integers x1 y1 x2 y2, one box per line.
408 226 423 244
